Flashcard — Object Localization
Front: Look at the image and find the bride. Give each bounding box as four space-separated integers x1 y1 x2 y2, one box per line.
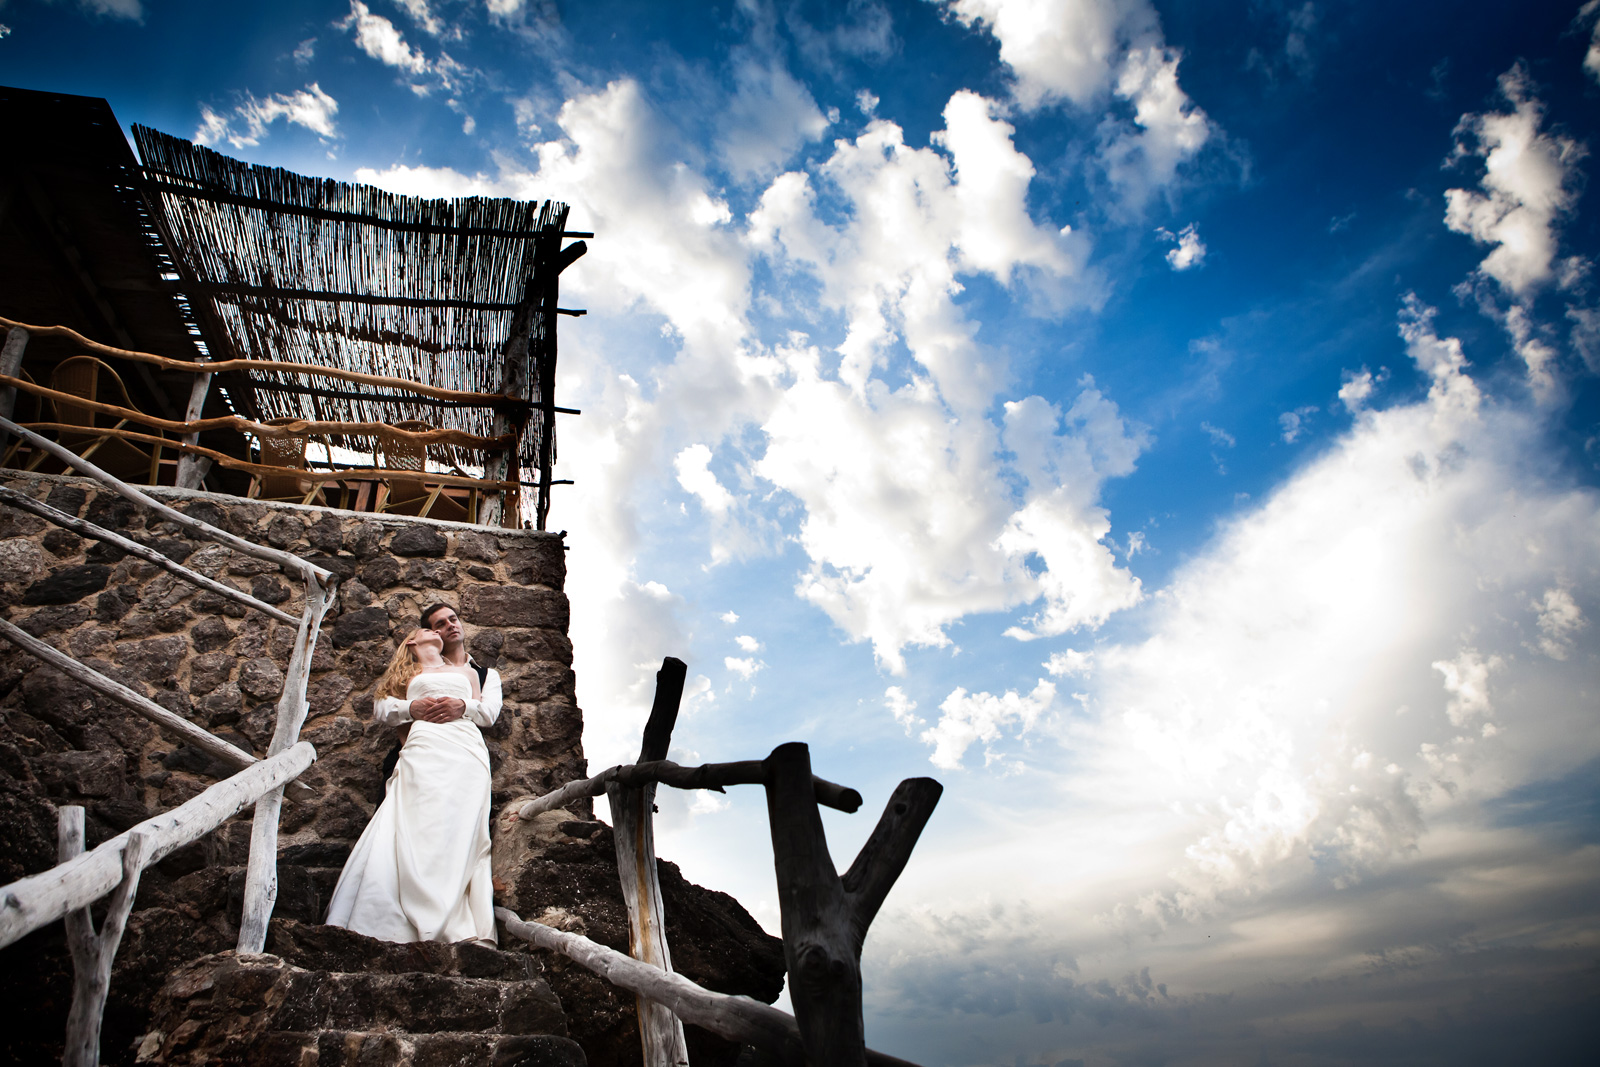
324 627 497 945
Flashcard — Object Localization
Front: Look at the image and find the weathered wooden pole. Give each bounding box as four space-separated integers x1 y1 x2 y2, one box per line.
58 806 152 1067
174 358 212 489
0 325 29 456
236 575 336 953
607 656 691 1067
761 744 941 1066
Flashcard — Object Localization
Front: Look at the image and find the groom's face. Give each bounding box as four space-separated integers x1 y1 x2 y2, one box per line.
427 607 464 647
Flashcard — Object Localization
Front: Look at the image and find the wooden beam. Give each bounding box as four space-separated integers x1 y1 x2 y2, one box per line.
610 657 690 1067
0 741 316 950
513 760 863 822
0 378 513 448
0 485 297 624
10 422 518 491
495 910 922 1067
0 315 517 405
0 618 311 802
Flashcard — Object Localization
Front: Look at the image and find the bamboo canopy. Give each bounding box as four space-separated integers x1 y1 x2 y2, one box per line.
130 126 572 481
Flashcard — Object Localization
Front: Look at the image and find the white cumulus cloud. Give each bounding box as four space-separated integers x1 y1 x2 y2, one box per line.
194 84 340 148
921 679 1055 769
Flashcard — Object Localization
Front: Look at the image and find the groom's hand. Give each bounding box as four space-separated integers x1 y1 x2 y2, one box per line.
408 696 467 723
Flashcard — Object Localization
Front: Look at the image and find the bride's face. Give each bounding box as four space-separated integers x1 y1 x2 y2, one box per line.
407 629 444 656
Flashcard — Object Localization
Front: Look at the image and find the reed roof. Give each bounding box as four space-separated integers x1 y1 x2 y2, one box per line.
131 126 569 473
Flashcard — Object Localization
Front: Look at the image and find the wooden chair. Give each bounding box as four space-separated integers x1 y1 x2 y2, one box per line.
248 417 326 505
376 420 467 521
46 356 160 483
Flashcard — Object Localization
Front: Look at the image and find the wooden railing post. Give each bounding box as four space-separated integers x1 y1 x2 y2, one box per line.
0 325 28 453
174 358 212 489
58 806 152 1067
606 657 690 1067
762 744 941 1066
237 574 336 953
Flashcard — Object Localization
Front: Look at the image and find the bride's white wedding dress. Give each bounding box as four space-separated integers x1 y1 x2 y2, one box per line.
324 671 496 944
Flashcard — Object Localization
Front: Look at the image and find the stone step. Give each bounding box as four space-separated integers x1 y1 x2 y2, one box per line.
139 949 573 1066
144 1029 585 1067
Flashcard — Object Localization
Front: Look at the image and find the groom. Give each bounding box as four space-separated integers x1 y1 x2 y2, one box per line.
373 602 504 728
372 604 505 800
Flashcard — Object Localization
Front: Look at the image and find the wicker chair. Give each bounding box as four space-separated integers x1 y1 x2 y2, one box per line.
376 420 466 521
249 417 326 505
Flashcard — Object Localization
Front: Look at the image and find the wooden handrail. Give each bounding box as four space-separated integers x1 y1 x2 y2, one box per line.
512 758 865 822
496 910 920 1067
0 416 334 585
11 422 517 491
0 375 512 448
0 316 517 405
0 742 316 950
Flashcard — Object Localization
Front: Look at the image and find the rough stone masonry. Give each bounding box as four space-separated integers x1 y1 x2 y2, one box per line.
0 470 784 1066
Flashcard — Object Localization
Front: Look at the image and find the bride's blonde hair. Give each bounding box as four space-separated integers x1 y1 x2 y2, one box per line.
375 629 429 700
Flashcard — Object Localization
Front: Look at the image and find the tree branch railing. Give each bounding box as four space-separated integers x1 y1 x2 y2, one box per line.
0 397 339 1064
501 657 941 1067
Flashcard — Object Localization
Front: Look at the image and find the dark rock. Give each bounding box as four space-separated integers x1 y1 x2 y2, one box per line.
85 493 137 530
305 554 358 581
17 602 89 636
67 627 116 658
265 514 307 548
302 714 363 749
346 521 384 558
467 564 496 581
506 544 566 589
508 664 577 705
278 842 352 868
161 742 240 777
84 540 129 564
147 537 195 564
463 586 568 632
391 525 448 557
23 563 111 605
313 790 372 839
333 606 391 648
95 584 136 622
181 500 229 530
499 629 574 666
91 797 150 831
358 555 401 591
153 688 194 718
36 749 127 797
456 531 501 563
192 615 234 652
189 652 236 695
250 575 292 605
115 635 189 683
306 673 355 715
41 528 82 557
0 505 47 540
198 682 243 727
0 787 62 883
0 536 47 582
340 579 374 610
45 484 87 517
227 555 279 577
308 515 345 553
404 557 460 591
469 629 505 667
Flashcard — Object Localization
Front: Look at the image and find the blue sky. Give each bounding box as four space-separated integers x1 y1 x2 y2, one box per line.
6 1 1599 1063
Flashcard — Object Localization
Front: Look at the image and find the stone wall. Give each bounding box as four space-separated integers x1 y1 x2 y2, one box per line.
0 470 588 1063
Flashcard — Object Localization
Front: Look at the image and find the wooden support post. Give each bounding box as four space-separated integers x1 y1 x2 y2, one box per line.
483 277 537 529
175 361 212 489
237 576 336 953
0 326 27 453
761 744 941 1066
58 807 153 1067
607 657 690 1067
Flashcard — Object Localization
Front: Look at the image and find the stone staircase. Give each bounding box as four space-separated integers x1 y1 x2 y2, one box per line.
135 920 584 1066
